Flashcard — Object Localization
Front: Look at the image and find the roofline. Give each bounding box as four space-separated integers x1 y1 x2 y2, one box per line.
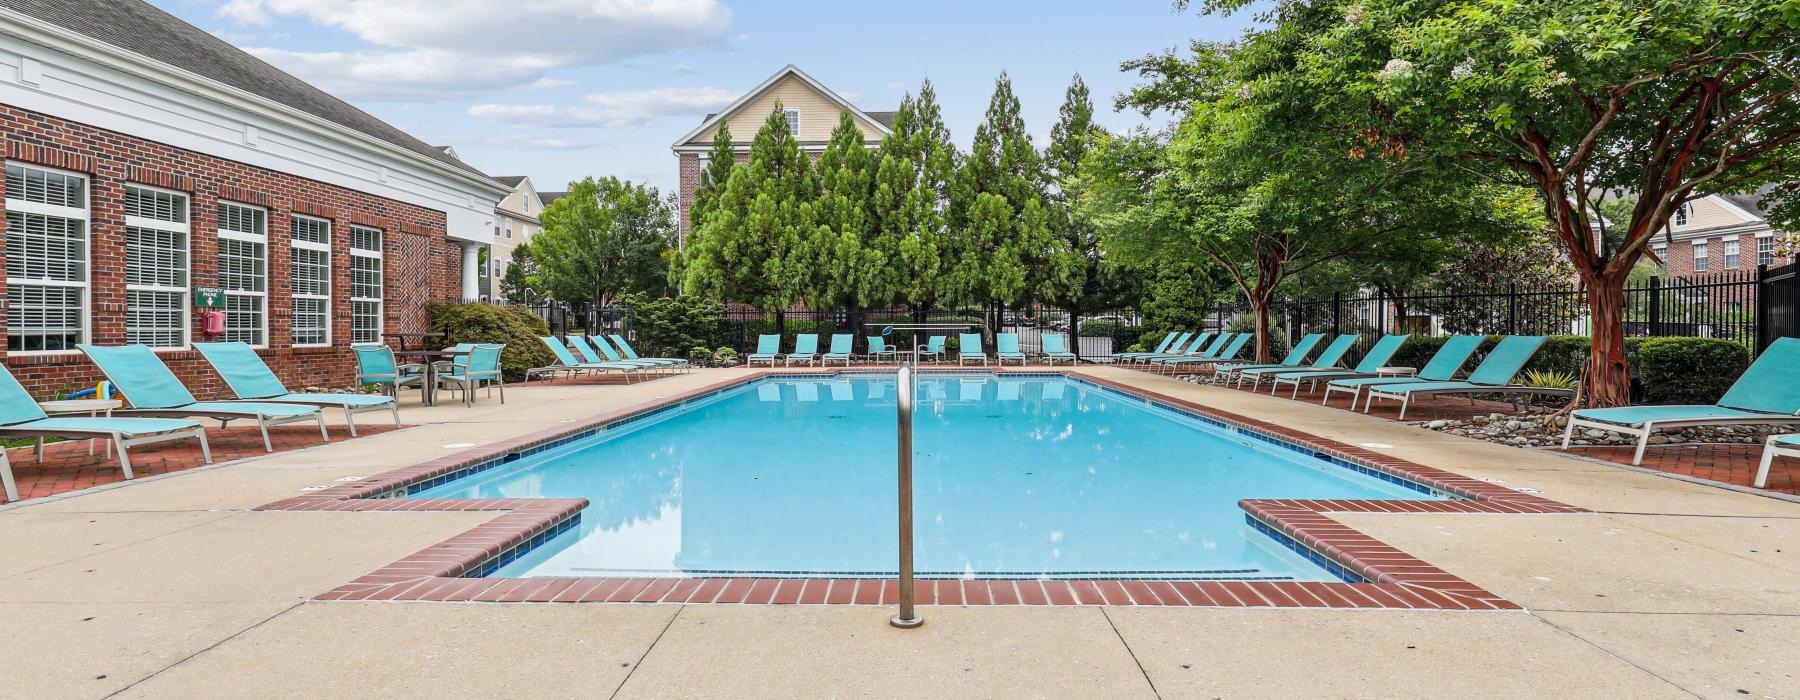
1705 193 1763 222
0 9 510 199
669 64 893 149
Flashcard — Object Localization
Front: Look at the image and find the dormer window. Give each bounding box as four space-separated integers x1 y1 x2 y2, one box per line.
1673 202 1690 226
785 109 801 137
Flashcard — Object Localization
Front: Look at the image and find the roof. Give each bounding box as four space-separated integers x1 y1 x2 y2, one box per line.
0 0 487 178
673 65 893 148
1719 183 1779 220
493 176 529 188
539 191 567 207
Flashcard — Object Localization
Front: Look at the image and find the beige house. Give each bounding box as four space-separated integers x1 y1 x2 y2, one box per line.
670 65 893 246
1650 185 1794 276
487 176 546 302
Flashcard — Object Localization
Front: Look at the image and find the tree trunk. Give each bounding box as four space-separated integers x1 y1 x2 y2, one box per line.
1582 269 1633 407
1250 298 1273 364
1068 309 1082 362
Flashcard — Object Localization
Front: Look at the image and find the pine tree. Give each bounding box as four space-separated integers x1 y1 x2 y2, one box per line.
689 122 738 229
1043 73 1128 340
944 72 1062 313
682 104 815 311
876 81 956 309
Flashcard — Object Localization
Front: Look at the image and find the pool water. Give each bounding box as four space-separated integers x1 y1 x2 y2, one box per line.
412 374 1440 581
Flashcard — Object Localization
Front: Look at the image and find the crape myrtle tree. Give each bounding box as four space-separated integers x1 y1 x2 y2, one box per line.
876 81 958 314
532 176 673 308
1258 0 1800 406
1047 73 1141 344
1086 30 1540 363
682 104 817 312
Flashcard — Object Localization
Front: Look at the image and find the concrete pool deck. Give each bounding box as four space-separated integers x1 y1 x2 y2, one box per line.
3 366 1794 698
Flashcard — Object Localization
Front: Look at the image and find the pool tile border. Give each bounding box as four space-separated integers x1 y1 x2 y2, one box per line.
260 367 1585 609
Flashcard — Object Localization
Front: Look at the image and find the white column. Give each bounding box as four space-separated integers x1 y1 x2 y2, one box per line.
459 241 482 302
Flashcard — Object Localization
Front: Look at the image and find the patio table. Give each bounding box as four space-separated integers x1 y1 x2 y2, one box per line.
393 349 469 406
382 332 444 351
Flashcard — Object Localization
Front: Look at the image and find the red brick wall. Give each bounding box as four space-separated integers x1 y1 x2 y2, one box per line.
1656 232 1793 277
0 105 463 398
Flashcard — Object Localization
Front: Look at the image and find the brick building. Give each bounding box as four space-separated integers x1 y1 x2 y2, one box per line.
671 65 892 247
1650 186 1794 277
0 1 508 396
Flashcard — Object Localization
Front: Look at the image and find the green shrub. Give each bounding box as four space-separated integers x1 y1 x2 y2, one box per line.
1125 342 1146 353
1636 337 1750 405
1520 335 1591 376
688 346 714 366
426 301 553 381
625 293 725 356
712 347 740 367
1385 335 1453 372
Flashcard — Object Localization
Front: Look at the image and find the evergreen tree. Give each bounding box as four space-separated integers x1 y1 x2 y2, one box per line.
876 81 958 308
944 73 1062 313
683 104 816 311
688 122 738 230
809 109 897 312
1044 73 1132 341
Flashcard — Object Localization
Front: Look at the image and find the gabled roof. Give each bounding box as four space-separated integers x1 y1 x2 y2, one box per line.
672 64 893 148
0 0 487 178
493 176 530 188
539 191 567 207
1717 183 1779 220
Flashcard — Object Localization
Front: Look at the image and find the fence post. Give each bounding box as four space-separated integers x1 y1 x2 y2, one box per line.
1331 292 1342 337
1506 282 1519 335
1647 275 1662 337
1215 303 1224 331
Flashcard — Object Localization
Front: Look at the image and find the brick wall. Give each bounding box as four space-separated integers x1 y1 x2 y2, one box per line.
1656 232 1792 277
0 105 464 398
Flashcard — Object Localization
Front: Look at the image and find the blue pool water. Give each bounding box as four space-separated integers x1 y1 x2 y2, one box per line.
412 374 1441 581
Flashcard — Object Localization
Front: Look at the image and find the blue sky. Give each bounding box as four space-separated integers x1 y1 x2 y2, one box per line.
153 1 1257 195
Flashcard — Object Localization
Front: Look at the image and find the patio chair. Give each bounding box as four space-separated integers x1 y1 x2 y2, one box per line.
995 333 1027 366
1364 335 1570 420
785 334 820 366
868 336 902 363
569 335 665 376
1157 334 1254 375
1756 433 1800 489
354 345 425 396
78 344 326 452
1231 334 1358 390
1321 335 1484 410
0 364 210 499
920 335 947 363
436 343 505 406
1216 333 1326 380
1041 333 1078 365
959 333 989 366
609 334 691 373
822 334 856 366
194 341 399 436
527 336 641 383
1268 334 1411 398
747 334 781 367
1563 337 1800 465
1114 331 1180 362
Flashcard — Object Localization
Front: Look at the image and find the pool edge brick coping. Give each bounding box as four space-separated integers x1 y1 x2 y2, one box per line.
261 368 1586 609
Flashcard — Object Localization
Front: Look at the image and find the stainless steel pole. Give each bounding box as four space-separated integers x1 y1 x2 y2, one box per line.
890 364 922 629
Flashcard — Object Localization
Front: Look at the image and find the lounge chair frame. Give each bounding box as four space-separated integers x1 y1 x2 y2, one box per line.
1563 411 1800 466
1756 435 1800 489
81 346 326 453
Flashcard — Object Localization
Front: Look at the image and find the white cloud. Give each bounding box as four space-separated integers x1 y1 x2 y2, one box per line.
673 63 697 74
468 86 735 128
529 77 575 89
736 32 753 41
219 0 733 100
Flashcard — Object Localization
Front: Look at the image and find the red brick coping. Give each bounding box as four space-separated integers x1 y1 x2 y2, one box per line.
259 368 1584 609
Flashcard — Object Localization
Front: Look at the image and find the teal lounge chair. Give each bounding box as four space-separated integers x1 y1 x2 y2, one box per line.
436 343 505 406
1756 433 1800 489
609 335 691 372
1269 334 1411 398
1217 333 1326 380
1322 335 1484 410
78 344 326 452
996 333 1026 366
785 334 820 366
1137 332 1211 367
194 341 399 436
527 336 641 383
1565 337 1800 466
1233 334 1357 390
822 334 855 366
0 364 209 499
1115 331 1180 362
959 333 989 366
747 334 781 366
570 335 664 376
868 336 901 363
920 335 947 363
1041 333 1078 365
590 335 678 375
354 345 424 395
1158 334 1253 374
1364 335 1568 420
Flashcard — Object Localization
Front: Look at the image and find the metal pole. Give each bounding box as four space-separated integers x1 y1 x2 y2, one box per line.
891 364 922 629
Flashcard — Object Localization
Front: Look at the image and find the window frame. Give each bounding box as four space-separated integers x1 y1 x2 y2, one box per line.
216 201 269 347
1673 202 1690 226
1757 234 1776 266
1691 239 1709 273
288 213 332 347
349 224 384 345
122 183 191 349
785 109 801 137
1723 238 1740 269
4 162 90 355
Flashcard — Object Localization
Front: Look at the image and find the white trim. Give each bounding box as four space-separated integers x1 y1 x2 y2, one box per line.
216 201 268 348
670 64 892 148
122 184 191 348
4 161 90 354
348 224 384 345
288 213 331 347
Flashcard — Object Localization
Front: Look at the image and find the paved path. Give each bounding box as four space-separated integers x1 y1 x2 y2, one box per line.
1 366 1793 698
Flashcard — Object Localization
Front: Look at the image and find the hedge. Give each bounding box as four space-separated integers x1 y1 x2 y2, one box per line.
1635 337 1750 405
426 301 553 382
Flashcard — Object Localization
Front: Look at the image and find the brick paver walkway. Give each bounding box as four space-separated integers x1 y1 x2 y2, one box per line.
1567 443 1798 495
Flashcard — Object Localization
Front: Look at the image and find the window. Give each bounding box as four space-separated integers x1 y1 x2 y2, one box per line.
504 218 513 239
1652 243 1667 262
5 163 88 352
350 225 383 344
217 202 267 345
289 215 331 345
1673 202 1690 226
1759 235 1776 266
785 109 800 137
1691 239 1709 272
1723 238 1740 269
124 185 189 347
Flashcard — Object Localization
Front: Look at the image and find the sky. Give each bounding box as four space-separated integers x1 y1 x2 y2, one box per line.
151 0 1259 195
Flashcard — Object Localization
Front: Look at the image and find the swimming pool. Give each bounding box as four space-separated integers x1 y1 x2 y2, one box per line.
411 373 1442 581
